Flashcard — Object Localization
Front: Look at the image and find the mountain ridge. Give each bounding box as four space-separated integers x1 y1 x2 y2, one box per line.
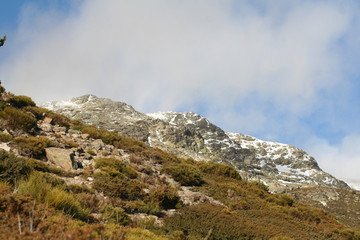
42 94 349 192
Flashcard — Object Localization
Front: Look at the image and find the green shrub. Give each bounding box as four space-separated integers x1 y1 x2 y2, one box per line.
164 203 246 240
100 204 130 225
0 133 13 142
18 172 50 202
45 187 90 221
0 107 37 132
250 181 269 192
93 173 145 200
95 158 137 179
162 163 203 186
0 101 7 110
0 150 32 185
8 95 36 108
18 172 90 222
13 136 52 159
87 149 97 156
147 185 181 210
198 161 241 180
125 228 168 240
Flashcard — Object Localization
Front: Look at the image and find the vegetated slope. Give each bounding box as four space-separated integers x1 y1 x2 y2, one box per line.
43 95 349 193
288 186 360 229
1 85 359 239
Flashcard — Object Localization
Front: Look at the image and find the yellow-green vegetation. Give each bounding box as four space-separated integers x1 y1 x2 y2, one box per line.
8 95 36 108
99 204 130 225
0 132 13 142
13 136 52 159
18 172 91 222
162 162 204 186
93 157 146 200
198 161 241 180
0 107 37 132
0 150 32 185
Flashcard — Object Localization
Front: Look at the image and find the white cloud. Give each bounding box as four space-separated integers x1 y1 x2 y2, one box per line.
1 1 351 110
1 1 360 182
305 135 360 185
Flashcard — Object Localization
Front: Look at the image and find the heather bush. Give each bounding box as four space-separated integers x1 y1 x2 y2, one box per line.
250 181 270 192
0 107 37 132
8 95 35 108
95 157 137 179
162 163 203 186
0 132 13 142
99 204 130 225
198 161 241 180
164 203 246 240
45 188 90 221
0 150 32 185
125 228 168 240
18 172 91 222
93 173 145 200
147 185 181 210
13 136 52 159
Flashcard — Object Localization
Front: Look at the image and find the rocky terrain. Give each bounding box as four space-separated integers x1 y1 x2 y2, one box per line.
43 95 349 192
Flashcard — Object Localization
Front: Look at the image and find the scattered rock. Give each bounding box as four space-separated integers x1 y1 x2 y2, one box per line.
45 147 76 170
0 143 10 151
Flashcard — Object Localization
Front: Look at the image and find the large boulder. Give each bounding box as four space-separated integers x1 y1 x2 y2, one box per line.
45 147 76 170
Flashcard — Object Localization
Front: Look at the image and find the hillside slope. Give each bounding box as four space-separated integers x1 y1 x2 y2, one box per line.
0 85 359 239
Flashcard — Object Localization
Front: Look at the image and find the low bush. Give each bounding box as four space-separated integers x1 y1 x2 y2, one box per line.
164 203 246 240
198 161 241 180
0 133 13 142
100 204 130 225
13 136 52 159
0 107 37 132
125 228 168 240
147 185 181 210
8 95 36 108
162 163 203 186
250 181 270 192
95 158 137 179
18 172 91 222
0 150 32 185
93 173 146 200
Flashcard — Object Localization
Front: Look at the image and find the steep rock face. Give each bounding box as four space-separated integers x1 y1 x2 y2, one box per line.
42 95 349 192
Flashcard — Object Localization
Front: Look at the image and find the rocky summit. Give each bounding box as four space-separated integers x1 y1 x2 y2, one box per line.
43 95 349 192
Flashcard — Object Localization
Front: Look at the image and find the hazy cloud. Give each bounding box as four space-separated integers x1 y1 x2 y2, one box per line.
305 135 360 188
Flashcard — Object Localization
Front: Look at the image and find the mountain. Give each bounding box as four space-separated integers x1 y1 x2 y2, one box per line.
42 95 349 192
1 84 359 239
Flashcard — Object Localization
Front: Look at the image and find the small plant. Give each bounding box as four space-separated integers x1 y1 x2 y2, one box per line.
162 163 203 186
100 204 130 225
13 136 52 159
18 172 91 222
95 158 138 179
0 132 13 142
8 95 36 108
147 185 181 210
87 149 97 156
0 107 37 132
198 161 241 180
0 150 32 185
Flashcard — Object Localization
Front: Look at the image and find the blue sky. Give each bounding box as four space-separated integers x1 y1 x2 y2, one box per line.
1 0 360 187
